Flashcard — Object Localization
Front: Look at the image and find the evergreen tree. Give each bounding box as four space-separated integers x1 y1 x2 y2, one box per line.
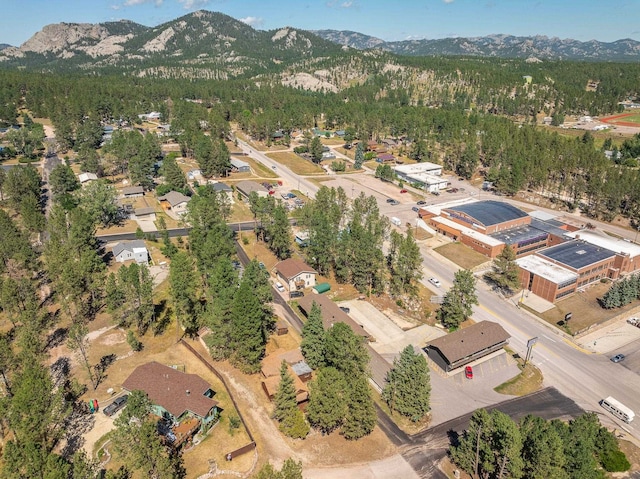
519 415 568 479
324 322 369 376
354 141 364 169
272 361 297 422
49 164 80 197
488 244 521 292
300 302 325 369
230 279 266 373
273 362 309 438
382 345 431 422
203 259 238 360
267 204 292 260
341 375 376 440
388 230 423 297
169 251 199 337
306 367 346 434
438 269 478 329
160 153 188 193
309 136 323 163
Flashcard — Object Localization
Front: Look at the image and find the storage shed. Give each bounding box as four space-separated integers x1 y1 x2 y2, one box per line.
312 282 330 294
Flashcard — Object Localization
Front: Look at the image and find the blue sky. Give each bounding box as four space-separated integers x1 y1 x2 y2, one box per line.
2 0 639 46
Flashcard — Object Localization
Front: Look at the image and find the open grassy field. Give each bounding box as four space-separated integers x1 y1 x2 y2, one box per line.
266 152 324 175
434 242 490 270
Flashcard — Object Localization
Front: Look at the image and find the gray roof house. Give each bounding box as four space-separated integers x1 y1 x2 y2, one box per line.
230 157 250 173
122 186 144 198
235 180 269 198
159 191 191 216
112 240 149 264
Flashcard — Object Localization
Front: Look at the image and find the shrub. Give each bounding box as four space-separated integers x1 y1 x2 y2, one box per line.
600 450 631 472
127 330 142 352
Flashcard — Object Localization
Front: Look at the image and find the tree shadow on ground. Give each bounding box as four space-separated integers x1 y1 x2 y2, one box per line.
45 326 68 352
447 429 460 448
153 300 171 336
61 401 95 458
95 353 117 387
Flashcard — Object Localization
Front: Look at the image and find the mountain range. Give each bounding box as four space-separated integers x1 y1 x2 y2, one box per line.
312 30 640 62
1 9 639 79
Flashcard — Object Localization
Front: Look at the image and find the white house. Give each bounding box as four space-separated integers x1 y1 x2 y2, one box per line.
112 240 149 264
275 258 317 291
138 111 162 121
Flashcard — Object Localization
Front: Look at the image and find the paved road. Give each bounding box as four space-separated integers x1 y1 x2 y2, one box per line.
402 387 583 479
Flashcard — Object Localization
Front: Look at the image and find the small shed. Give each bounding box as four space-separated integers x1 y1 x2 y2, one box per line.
275 319 289 336
312 282 330 294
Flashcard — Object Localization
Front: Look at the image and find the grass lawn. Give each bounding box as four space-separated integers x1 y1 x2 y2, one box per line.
96 220 139 236
228 197 256 223
617 113 640 124
534 281 640 335
433 242 490 270
494 362 543 396
266 152 324 175
244 156 279 178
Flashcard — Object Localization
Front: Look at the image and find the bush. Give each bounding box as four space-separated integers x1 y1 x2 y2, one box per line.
228 415 241 435
600 450 631 472
127 330 142 352
293 146 308 154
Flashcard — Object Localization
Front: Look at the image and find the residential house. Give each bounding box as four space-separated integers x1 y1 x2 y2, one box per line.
230 157 250 173
78 172 98 184
134 207 156 220
211 182 233 201
275 258 317 291
235 180 269 198
112 240 149 264
159 191 191 216
121 186 144 198
122 362 219 443
138 112 162 121
261 348 311 404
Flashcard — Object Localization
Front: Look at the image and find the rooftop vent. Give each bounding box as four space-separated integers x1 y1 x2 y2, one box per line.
576 250 587 255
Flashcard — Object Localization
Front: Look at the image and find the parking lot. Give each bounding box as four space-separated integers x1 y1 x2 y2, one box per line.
428 351 521 426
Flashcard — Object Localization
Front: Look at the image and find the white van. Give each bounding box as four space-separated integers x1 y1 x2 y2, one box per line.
391 217 401 226
275 281 285 293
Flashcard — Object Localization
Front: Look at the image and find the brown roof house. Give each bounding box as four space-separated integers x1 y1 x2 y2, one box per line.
275 258 317 291
426 321 510 372
297 294 371 341
261 348 311 404
122 362 219 439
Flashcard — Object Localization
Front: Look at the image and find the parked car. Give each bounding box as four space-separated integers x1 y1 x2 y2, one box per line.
429 277 441 288
340 306 350 314
417 200 427 206
272 165 277 170
104 395 128 416
275 281 285 293
465 366 473 379
259 262 266 269
268 190 275 195
386 198 396 204
290 291 304 298
400 189 408 193
431 190 440 196
388 199 399 205
412 206 420 212
611 354 625 363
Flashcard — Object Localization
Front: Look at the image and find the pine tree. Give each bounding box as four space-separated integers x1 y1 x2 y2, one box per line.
354 141 364 169
324 322 369 376
341 375 376 440
306 367 346 434
488 244 521 292
169 251 199 337
438 269 478 329
160 154 187 192
273 361 297 422
309 136 323 163
382 345 431 422
300 302 325 369
268 204 292 260
203 259 237 360
230 279 266 373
